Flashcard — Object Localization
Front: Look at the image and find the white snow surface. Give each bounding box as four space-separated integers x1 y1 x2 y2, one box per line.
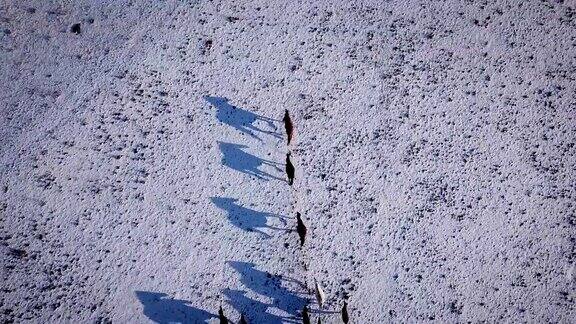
1 0 575 323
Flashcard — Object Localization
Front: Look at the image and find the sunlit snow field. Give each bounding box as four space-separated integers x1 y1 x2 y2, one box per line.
1 0 575 323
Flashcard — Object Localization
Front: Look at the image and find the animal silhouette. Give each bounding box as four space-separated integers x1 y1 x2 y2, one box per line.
286 152 295 185
342 301 349 324
296 212 307 246
283 109 294 145
302 305 311 324
218 306 228 324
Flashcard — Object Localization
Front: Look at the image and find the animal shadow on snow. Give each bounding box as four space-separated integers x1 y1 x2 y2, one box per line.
211 197 288 238
135 291 215 324
205 96 280 141
226 261 307 323
223 289 288 323
218 141 283 181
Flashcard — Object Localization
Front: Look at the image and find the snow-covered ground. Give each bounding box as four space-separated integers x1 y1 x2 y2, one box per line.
1 0 575 323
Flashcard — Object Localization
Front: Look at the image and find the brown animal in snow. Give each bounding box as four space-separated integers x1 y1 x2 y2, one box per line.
286 152 295 185
283 109 294 145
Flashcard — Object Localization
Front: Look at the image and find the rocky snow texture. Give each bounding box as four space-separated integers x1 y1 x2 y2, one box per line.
1 0 575 323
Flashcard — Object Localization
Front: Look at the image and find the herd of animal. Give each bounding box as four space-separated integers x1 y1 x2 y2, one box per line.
216 111 351 323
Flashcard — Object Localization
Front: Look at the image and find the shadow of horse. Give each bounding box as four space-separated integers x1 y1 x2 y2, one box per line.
211 197 287 238
227 261 308 319
135 291 215 324
205 96 280 141
223 288 299 324
218 141 283 181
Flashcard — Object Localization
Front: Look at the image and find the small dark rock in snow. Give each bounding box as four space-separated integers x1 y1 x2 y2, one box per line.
70 23 81 34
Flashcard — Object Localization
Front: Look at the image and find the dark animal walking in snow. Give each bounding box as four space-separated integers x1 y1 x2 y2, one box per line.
283 109 294 145
342 302 349 324
218 306 228 324
302 305 311 324
296 212 307 247
239 313 248 324
286 152 295 185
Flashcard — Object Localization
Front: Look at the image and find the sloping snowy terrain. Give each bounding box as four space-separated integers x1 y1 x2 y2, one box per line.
1 0 575 323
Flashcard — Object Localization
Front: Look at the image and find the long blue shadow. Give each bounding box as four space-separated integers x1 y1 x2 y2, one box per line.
223 288 294 324
227 261 307 320
218 141 282 181
205 96 280 141
135 291 215 324
211 197 287 238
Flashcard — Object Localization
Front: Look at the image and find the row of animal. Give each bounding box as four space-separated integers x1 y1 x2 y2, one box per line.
217 301 350 324
283 111 352 323
216 110 352 323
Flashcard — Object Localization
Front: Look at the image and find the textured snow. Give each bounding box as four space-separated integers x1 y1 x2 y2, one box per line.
1 0 575 323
